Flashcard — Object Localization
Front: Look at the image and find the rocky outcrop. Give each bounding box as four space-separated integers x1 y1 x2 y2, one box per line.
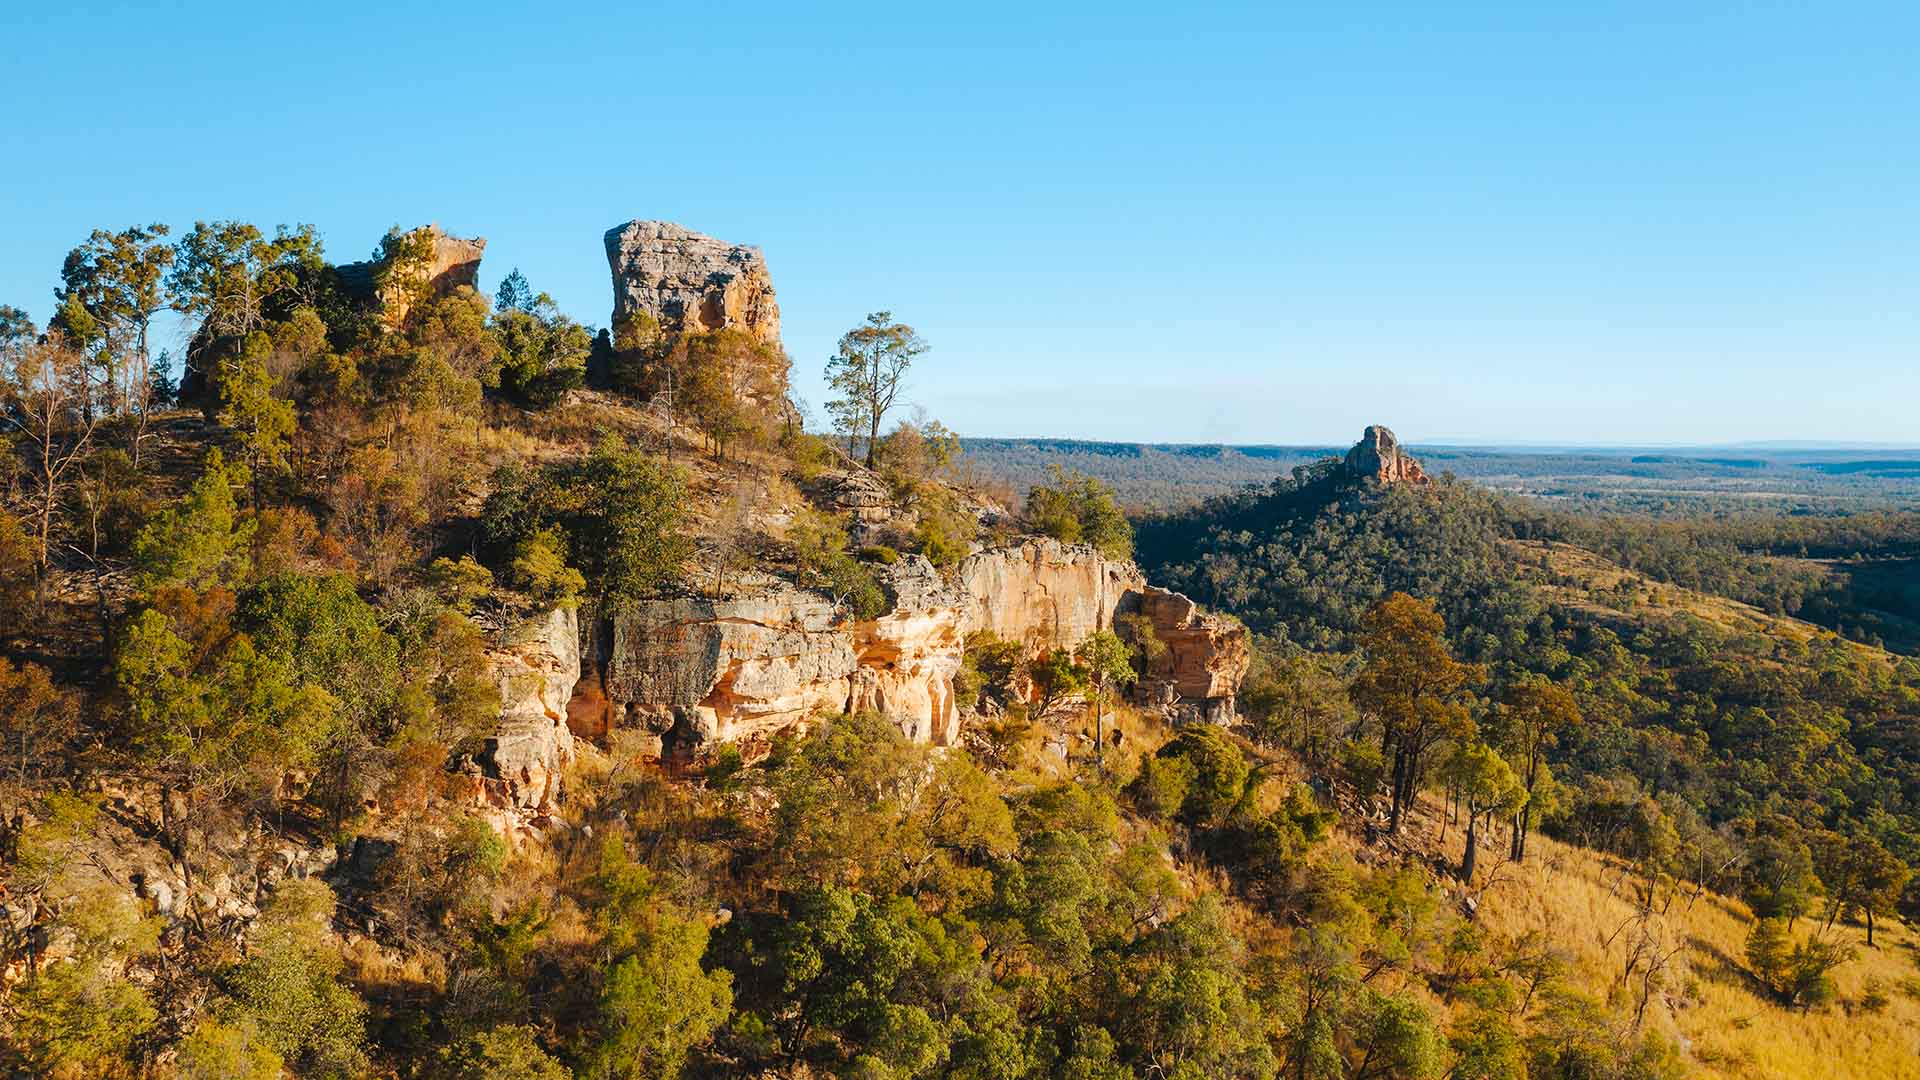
1130 588 1249 724
598 586 859 750
1344 425 1429 487
480 606 580 811
543 539 1247 760
956 539 1143 647
338 224 486 329
604 220 781 347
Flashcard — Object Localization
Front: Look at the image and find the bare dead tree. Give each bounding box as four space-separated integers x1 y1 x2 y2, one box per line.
2 333 100 587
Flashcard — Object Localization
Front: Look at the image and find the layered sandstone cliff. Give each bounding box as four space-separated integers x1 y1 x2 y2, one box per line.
604 220 781 346
480 538 1248 805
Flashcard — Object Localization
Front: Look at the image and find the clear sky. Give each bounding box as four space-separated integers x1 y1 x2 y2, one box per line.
4 2 1916 446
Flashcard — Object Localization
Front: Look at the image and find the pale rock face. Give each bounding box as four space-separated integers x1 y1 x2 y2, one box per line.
1132 588 1250 724
601 586 858 747
1344 424 1429 487
956 538 1145 647
479 540 1250 789
482 606 580 810
604 220 781 346
848 558 967 745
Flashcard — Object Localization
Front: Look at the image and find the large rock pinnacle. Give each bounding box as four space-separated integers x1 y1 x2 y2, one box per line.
1344 425 1429 486
603 220 781 347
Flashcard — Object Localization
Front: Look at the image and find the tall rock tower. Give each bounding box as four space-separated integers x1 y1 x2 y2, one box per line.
1343 425 1430 486
602 220 781 349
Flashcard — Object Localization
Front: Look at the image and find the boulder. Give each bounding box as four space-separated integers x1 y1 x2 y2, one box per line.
604 220 781 347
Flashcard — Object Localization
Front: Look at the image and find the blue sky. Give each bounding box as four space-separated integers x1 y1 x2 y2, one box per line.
4 2 1916 445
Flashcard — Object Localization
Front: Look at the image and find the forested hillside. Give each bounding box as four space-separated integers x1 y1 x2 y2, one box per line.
0 219 1916 1080
960 437 1920 514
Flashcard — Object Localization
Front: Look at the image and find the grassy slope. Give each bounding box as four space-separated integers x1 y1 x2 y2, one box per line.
1475 832 1920 1080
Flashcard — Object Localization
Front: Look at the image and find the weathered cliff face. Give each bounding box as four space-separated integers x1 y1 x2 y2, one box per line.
597 586 859 750
1345 424 1428 487
562 540 1243 758
1131 588 1249 724
479 539 1247 799
604 220 781 347
956 539 1144 646
481 606 580 811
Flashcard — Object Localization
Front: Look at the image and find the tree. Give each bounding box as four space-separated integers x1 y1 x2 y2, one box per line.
492 283 591 406
1745 917 1853 1010
1349 593 1479 834
494 268 534 313
10 946 158 1077
50 224 173 458
1739 817 1822 924
115 595 336 910
8 886 160 1077
1490 675 1580 861
219 879 370 1076
439 1024 570 1080
2 331 100 575
1239 649 1353 765
577 840 734 1080
1441 741 1525 883
172 1019 286 1080
1153 726 1253 828
824 311 926 467
130 449 255 591
1027 647 1089 721
1076 629 1135 772
1820 833 1911 947
168 221 325 400
0 659 76 818
483 437 691 604
218 332 297 500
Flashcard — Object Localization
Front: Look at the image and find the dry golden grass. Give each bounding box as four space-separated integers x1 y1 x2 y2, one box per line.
1505 539 1842 646
1467 830 1920 1079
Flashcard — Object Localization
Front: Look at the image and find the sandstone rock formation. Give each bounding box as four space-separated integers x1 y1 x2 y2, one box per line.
480 606 580 811
531 539 1248 764
1344 424 1429 487
337 224 486 329
604 220 781 347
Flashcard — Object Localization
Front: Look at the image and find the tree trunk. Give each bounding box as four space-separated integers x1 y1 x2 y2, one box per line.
1461 814 1479 882
1093 679 1104 774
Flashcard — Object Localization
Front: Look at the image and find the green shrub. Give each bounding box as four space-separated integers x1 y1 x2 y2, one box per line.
1154 726 1252 827
860 545 901 565
1024 466 1132 559
822 553 890 620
